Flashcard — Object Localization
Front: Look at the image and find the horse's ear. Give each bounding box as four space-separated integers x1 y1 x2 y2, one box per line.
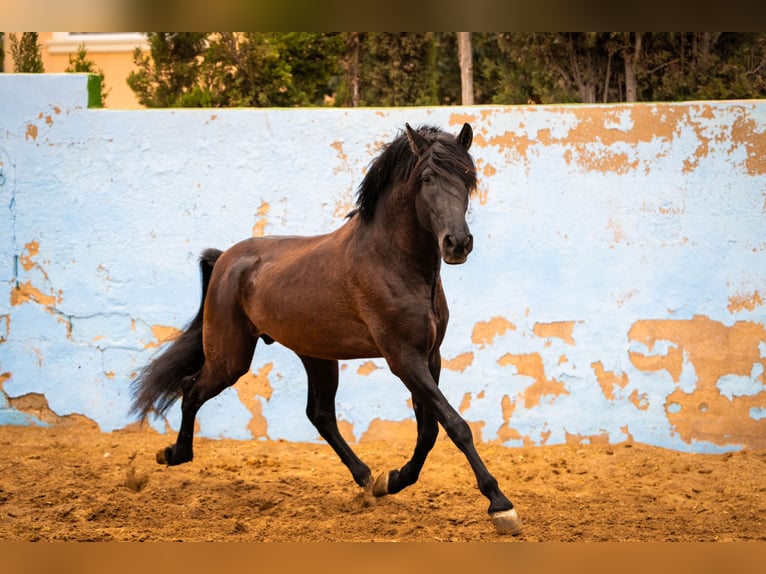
457 123 473 150
405 123 429 157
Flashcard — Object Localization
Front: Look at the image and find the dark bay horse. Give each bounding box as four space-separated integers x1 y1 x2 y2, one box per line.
130 123 522 534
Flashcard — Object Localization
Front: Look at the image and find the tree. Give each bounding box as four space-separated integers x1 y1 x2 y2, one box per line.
127 31 766 109
640 33 766 101
10 32 44 73
65 43 110 105
129 32 344 108
127 33 209 107
199 32 344 107
353 33 439 107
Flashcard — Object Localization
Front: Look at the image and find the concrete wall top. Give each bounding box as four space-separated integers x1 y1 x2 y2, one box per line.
1 74 765 452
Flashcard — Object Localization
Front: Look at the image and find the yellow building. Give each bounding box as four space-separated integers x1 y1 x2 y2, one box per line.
2 32 148 109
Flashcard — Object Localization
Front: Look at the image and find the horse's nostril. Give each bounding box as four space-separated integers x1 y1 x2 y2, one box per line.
465 234 474 253
444 235 457 251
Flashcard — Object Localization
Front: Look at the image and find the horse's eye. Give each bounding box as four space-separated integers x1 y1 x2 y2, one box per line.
421 174 432 184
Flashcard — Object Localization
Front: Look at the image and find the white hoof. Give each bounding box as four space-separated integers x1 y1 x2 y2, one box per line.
491 508 523 535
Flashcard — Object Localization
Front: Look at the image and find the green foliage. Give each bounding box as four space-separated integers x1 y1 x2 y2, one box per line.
353 33 438 107
129 32 345 108
127 33 209 108
639 33 766 101
65 43 109 105
479 32 766 104
199 32 345 107
10 32 44 73
127 32 766 108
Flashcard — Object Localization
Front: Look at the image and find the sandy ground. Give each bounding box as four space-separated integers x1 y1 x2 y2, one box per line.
0 424 764 542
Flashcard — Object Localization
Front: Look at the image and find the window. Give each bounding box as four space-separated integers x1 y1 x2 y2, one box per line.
46 32 148 54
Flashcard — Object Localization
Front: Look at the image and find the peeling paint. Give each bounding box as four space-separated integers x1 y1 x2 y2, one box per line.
471 316 515 348
145 325 182 349
565 430 610 446
357 361 380 376
234 363 274 439
252 201 270 237
442 352 473 372
497 352 570 409
11 281 61 308
25 123 38 140
360 418 416 443
630 316 766 448
728 291 763 313
533 321 577 345
592 361 629 401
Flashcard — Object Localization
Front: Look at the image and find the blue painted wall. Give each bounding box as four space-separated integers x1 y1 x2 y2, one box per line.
1 74 765 452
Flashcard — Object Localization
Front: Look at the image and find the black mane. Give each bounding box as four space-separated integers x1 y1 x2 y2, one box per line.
353 125 477 222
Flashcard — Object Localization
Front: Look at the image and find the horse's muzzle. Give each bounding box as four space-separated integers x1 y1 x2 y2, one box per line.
441 232 474 264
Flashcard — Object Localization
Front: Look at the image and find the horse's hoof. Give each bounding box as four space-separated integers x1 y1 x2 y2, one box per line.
491 508 523 535
156 447 170 465
372 471 389 497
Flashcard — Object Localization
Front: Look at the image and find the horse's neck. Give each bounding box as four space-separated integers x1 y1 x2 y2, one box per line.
366 189 442 283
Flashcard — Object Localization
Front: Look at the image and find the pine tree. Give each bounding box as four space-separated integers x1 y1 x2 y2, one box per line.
65 44 110 105
10 32 44 73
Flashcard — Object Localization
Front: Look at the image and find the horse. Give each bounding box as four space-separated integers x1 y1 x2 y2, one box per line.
130 123 522 535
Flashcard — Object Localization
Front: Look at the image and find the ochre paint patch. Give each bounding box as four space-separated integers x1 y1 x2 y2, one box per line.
330 140 348 164
533 321 576 345
359 418 416 443
628 344 684 384
629 389 650 411
471 316 515 348
730 113 766 176
145 325 182 349
20 241 41 272
458 392 471 414
495 394 522 444
234 363 275 439
357 361 380 376
11 281 60 308
336 418 356 444
497 352 570 408
564 430 611 446
442 352 474 372
728 290 763 313
7 392 99 430
448 112 478 129
592 361 629 401
629 315 766 448
251 201 270 237
481 103 738 177
25 123 38 140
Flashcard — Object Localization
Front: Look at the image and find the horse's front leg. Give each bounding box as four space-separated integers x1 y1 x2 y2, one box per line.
372 349 441 497
385 354 523 535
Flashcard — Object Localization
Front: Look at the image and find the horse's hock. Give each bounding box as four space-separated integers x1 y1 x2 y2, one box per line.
1 74 765 457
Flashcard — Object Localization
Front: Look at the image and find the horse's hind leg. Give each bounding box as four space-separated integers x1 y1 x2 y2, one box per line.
158 337 256 466
372 350 441 497
300 355 372 488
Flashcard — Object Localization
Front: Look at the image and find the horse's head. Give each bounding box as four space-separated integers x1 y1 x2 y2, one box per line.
406 123 477 265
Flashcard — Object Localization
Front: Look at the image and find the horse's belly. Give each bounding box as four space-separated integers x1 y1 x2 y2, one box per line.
260 316 381 360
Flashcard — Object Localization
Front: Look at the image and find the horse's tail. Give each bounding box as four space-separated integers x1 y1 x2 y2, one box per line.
129 248 223 420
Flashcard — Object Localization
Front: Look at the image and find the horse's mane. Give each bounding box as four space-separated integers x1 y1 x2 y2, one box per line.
352 125 477 222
